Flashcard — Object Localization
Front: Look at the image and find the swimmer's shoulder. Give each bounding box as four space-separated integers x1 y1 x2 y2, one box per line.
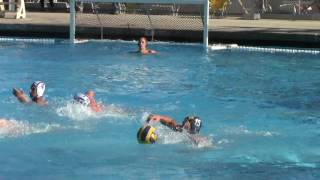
148 49 157 54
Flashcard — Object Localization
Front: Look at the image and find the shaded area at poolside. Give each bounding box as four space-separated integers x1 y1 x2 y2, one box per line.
0 12 319 47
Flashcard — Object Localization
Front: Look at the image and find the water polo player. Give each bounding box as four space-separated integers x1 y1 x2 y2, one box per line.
138 37 157 55
13 81 48 105
145 114 211 146
73 90 104 112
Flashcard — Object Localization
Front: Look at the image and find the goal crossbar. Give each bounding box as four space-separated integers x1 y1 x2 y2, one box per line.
69 0 209 48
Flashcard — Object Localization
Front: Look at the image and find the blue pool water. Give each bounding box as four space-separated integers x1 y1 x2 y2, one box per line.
0 40 319 179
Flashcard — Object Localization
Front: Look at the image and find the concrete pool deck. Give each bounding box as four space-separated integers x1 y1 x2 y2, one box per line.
0 12 319 47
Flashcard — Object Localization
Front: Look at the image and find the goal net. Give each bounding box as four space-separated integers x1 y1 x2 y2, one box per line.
69 0 209 47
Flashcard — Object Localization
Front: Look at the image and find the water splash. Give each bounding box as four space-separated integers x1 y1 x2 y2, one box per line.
0 119 61 138
140 112 151 124
223 125 279 137
56 102 131 121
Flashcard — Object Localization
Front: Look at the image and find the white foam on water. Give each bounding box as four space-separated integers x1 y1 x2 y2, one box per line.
140 112 151 124
223 125 279 137
0 119 61 138
231 154 261 163
216 138 231 145
160 130 214 149
274 152 318 168
56 102 130 121
189 134 214 148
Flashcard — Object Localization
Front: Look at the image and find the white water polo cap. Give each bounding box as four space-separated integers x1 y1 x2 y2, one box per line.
74 93 90 106
31 81 46 97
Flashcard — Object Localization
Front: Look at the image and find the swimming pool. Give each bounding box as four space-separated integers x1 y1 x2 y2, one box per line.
0 39 319 179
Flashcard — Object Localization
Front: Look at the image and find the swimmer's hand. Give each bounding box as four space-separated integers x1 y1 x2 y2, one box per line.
12 88 22 96
146 114 162 122
12 88 30 103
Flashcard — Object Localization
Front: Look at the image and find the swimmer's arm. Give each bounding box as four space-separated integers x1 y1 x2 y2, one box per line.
88 96 97 110
147 114 170 122
91 103 103 112
12 88 30 103
147 114 179 129
89 98 104 112
95 103 104 112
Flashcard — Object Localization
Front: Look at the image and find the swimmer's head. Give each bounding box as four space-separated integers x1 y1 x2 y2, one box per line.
86 90 95 98
138 37 148 49
137 125 158 144
182 116 202 134
30 81 46 98
74 93 90 106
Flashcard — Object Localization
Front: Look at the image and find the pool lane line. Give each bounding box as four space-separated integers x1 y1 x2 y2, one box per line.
210 44 320 55
0 37 56 44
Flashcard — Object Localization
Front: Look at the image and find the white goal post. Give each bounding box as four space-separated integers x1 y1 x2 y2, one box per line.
69 0 209 48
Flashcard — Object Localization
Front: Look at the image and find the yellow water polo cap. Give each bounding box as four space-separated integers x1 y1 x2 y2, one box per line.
137 125 158 144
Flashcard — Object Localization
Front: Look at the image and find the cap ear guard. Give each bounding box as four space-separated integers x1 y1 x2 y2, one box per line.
137 125 158 144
